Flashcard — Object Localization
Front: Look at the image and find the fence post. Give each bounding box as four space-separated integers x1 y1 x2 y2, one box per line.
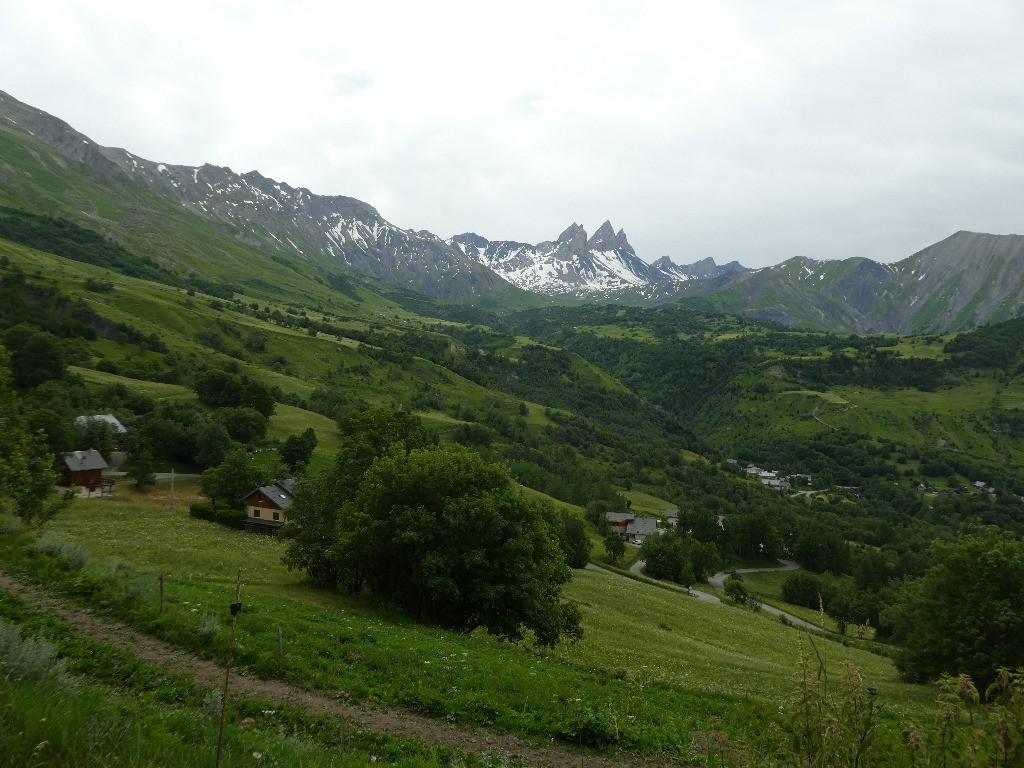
277 625 283 660
215 569 242 768
159 573 164 613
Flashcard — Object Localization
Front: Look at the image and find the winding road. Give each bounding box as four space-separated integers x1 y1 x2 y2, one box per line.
620 557 828 631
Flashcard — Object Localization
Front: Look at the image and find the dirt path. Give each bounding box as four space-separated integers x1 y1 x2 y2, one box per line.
0 566 659 768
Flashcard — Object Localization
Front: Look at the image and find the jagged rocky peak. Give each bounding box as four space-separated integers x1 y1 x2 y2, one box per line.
587 220 634 254
554 223 589 255
451 232 487 247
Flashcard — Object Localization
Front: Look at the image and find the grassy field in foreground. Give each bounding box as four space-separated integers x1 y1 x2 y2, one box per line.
44 496 937 732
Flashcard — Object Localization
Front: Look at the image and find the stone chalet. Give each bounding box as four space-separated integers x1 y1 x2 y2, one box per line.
244 479 295 535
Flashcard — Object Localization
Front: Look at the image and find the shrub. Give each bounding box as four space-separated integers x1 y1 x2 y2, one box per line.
197 614 222 644
30 533 89 571
188 502 246 530
0 619 70 686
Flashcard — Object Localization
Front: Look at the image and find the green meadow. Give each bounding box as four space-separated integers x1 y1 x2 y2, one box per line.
29 490 936 762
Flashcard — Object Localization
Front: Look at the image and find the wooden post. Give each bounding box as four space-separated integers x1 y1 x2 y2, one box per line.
215 569 242 768
277 626 283 660
159 574 164 614
169 468 175 510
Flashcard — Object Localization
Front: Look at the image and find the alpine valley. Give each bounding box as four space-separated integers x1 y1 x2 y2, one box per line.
4 87 1024 768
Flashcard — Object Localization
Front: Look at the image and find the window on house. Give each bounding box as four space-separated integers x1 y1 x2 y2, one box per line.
253 509 260 518
273 511 280 521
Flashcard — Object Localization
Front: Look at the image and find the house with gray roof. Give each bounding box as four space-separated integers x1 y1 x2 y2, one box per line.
244 480 295 535
60 449 110 491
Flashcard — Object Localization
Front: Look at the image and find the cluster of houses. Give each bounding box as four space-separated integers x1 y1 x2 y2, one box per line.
59 413 297 537
605 508 677 545
915 480 998 496
738 463 812 493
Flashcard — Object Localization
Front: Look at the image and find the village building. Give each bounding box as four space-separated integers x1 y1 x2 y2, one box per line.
605 511 633 537
625 517 659 544
244 479 295 535
60 449 112 494
761 477 791 492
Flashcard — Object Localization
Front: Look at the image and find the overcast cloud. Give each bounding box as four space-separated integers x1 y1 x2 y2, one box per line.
3 0 1023 268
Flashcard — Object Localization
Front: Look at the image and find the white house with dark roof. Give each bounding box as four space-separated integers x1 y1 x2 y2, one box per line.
243 479 295 535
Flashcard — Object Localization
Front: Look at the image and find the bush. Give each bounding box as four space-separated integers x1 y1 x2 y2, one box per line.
188 502 246 530
30 533 89 571
0 619 70 686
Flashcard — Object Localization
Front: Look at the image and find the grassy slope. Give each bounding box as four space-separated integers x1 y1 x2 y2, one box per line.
44 491 936 745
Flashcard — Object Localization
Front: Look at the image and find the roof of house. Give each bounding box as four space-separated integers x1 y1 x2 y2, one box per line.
74 414 127 434
626 517 659 536
246 481 294 510
606 512 634 523
664 507 679 518
61 449 109 472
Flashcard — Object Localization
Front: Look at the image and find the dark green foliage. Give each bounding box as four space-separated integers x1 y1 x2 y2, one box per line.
127 449 156 490
200 448 271 510
781 571 828 609
556 510 592 568
284 409 434 588
790 525 851 574
333 445 581 645
188 501 246 529
641 529 720 587
279 427 317 471
194 420 232 468
723 575 752 604
0 346 69 525
213 406 268 443
888 529 1024 687
0 206 180 284
603 531 625 564
944 316 1024 370
2 325 65 389
194 369 275 417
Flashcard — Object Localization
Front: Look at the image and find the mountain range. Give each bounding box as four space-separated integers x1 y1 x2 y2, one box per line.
1 88 1022 334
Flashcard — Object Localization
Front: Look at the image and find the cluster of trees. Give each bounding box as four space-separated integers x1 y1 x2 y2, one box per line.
284 409 582 646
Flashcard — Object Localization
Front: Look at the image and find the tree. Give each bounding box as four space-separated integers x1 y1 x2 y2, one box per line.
127 448 156 491
280 427 317 471
284 408 433 588
201 448 270 510
556 510 591 568
724 575 752 605
888 529 1024 687
214 407 268 443
604 531 625 564
3 326 65 390
327 445 581 646
0 346 71 526
194 420 232 469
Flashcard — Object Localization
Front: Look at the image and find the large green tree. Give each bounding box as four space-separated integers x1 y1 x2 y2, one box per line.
0 346 71 525
888 529 1024 686
201 448 270 510
284 408 433 588
331 445 581 645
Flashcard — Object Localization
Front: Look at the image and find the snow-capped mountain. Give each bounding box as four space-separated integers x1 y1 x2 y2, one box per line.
450 222 747 297
0 90 510 302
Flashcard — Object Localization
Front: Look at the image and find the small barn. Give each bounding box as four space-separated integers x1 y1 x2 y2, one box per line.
244 479 295 535
60 449 109 491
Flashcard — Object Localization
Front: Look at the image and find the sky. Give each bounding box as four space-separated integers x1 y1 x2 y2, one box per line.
3 0 1024 268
